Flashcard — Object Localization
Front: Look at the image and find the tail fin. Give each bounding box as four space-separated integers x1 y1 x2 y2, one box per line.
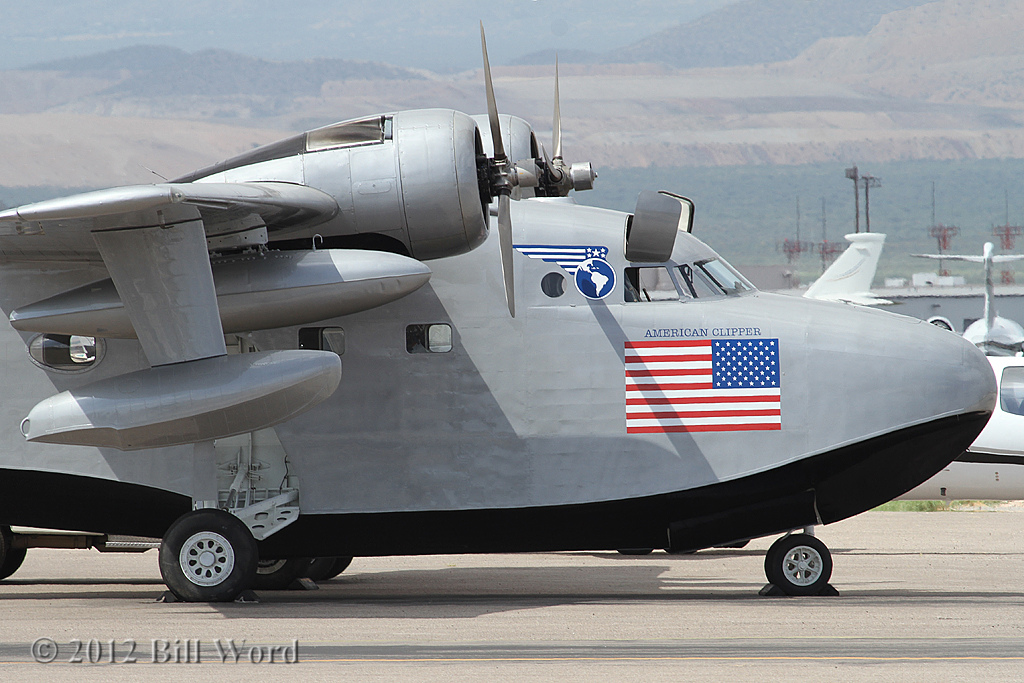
804 233 889 305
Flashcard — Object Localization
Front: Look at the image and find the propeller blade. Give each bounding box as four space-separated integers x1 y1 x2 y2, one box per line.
553 55 562 160
480 23 506 163
498 193 515 318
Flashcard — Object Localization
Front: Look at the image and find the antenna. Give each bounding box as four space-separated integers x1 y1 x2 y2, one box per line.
927 181 959 276
992 188 1022 284
781 196 811 263
814 197 842 273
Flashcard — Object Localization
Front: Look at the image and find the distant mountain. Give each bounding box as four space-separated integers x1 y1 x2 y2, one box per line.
603 0 929 67
23 46 424 98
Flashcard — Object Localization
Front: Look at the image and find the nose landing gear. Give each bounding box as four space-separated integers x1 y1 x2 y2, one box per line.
761 533 837 596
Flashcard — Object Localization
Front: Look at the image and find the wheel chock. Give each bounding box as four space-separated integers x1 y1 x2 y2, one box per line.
759 583 839 597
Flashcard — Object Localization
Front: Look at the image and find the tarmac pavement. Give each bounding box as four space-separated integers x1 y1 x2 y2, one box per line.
0 508 1021 682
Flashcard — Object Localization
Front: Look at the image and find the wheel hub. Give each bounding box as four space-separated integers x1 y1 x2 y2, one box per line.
783 546 823 586
179 531 235 587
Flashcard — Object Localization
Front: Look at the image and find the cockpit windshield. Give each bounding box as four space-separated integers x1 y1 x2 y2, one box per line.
683 258 753 297
623 231 755 303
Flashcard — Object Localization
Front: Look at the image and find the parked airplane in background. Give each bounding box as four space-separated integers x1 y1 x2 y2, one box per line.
803 237 1023 502
914 243 1024 355
0 30 995 601
803 233 891 306
901 244 1024 499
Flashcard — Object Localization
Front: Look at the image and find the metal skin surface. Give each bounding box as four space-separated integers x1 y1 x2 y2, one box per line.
257 199 995 517
10 249 432 338
0 111 998 558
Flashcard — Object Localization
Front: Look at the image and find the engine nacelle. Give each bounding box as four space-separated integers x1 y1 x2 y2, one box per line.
178 109 490 261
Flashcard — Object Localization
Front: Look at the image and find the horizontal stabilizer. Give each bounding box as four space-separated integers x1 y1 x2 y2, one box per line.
21 350 341 451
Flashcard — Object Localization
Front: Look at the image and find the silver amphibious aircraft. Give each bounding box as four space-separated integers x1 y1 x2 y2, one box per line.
0 32 997 601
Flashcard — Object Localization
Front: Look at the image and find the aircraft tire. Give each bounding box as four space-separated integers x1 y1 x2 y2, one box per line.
303 556 352 581
764 534 832 596
0 526 26 581
616 548 655 555
322 556 353 580
252 557 313 590
159 509 257 602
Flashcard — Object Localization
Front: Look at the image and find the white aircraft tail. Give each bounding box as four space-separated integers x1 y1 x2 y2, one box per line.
804 233 889 305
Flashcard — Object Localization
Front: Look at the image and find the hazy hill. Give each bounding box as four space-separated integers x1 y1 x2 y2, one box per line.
23 46 424 98
777 0 1024 106
517 0 929 67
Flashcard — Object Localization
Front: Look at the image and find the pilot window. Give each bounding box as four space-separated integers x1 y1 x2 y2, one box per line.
28 334 99 371
624 267 680 302
676 258 753 299
999 366 1024 415
298 327 345 356
407 324 453 353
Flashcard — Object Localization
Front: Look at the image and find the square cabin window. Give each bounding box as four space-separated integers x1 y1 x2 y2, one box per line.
407 323 453 353
298 327 345 356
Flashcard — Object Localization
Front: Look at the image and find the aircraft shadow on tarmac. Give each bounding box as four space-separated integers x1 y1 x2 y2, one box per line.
2 553 1022 615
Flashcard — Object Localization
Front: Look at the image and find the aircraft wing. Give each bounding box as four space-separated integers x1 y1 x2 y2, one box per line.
0 182 340 366
911 253 985 263
817 292 894 306
0 182 339 261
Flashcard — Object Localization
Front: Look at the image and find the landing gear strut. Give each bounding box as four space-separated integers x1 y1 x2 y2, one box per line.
158 509 258 602
763 533 834 596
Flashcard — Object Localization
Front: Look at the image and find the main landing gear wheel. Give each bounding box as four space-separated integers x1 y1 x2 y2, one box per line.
304 556 353 582
764 533 833 596
0 526 26 581
253 557 312 590
159 509 257 602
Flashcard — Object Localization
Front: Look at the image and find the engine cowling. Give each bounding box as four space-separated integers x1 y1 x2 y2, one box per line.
178 109 490 261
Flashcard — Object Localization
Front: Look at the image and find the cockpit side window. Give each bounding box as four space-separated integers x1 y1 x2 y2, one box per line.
624 267 681 302
999 366 1024 415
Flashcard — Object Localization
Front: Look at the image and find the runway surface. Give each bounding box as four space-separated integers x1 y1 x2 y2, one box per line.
0 509 1021 681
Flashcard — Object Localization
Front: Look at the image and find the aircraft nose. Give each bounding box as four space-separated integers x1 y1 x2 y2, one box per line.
789 299 997 522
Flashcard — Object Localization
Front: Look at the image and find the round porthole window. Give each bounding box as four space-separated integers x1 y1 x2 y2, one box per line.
28 334 102 372
541 272 566 298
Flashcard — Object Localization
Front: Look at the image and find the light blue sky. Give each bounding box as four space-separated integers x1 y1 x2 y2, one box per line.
0 0 737 71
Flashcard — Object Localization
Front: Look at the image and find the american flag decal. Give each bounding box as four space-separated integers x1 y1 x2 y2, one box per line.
625 338 781 434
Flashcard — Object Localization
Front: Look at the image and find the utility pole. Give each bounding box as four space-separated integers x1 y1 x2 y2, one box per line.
845 165 860 233
861 175 881 233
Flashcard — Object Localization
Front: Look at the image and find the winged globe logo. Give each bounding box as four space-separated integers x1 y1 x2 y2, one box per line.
574 257 616 299
513 245 615 299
